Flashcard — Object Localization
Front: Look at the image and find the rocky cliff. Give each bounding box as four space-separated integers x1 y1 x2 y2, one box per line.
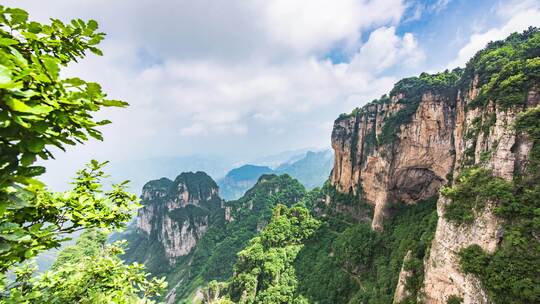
331 86 455 230
122 172 306 303
330 28 539 303
132 172 222 265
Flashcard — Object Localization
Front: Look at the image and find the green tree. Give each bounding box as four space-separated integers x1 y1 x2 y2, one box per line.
216 204 320 304
2 229 167 304
0 6 133 270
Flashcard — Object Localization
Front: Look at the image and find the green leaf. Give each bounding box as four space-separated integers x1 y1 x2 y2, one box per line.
6 99 52 115
7 8 29 25
26 139 45 153
0 38 19 46
42 57 60 80
20 154 36 167
0 243 11 253
64 77 86 86
12 115 31 128
101 100 128 107
0 65 12 84
89 46 103 56
27 21 42 33
87 20 98 31
6 98 32 112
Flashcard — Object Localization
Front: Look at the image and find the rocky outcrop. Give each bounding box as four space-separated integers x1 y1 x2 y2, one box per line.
421 87 539 304
330 55 539 302
331 90 455 230
135 172 222 264
393 250 413 304
330 66 539 301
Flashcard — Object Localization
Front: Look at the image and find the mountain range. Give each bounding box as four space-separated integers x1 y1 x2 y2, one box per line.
218 150 333 200
117 29 540 304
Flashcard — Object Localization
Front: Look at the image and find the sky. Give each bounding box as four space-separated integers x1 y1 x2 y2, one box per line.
4 0 540 188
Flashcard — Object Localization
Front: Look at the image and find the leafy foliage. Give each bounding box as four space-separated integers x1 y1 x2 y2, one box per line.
441 168 513 225
0 160 139 271
0 6 130 270
1 230 166 304
207 204 320 304
463 27 539 108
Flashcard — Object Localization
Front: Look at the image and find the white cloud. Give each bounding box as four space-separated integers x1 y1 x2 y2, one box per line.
262 0 405 54
448 1 540 68
349 27 424 74
3 0 427 188
431 0 452 13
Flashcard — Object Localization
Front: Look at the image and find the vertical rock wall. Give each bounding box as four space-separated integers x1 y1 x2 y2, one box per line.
135 172 222 264
330 74 538 302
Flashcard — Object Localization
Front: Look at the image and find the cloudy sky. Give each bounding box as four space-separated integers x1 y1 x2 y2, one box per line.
5 0 540 186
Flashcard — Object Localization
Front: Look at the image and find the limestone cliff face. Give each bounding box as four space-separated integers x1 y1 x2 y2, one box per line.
136 172 222 264
422 87 539 304
330 71 539 302
331 90 455 230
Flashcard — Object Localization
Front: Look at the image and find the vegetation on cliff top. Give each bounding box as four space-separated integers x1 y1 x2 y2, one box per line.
337 28 540 152
463 27 540 109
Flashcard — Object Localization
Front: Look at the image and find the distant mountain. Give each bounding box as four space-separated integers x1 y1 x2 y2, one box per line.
249 148 314 168
217 165 274 200
217 150 333 200
276 149 334 189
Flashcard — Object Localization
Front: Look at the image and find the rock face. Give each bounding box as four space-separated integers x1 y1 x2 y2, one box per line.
135 172 222 264
421 87 539 304
330 72 539 301
331 90 455 230
393 251 413 304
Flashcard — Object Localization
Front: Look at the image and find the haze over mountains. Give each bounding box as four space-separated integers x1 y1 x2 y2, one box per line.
218 150 333 200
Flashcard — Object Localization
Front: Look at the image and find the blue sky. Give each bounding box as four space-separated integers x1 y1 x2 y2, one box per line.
4 0 540 188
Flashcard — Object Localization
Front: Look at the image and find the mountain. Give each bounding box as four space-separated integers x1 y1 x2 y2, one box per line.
122 29 539 304
121 172 306 303
249 148 315 168
217 165 274 200
122 172 222 267
276 150 333 189
218 150 333 200
294 28 539 304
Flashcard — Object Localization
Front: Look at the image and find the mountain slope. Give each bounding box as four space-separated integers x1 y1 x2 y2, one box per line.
218 165 274 200
276 150 333 190
121 172 306 303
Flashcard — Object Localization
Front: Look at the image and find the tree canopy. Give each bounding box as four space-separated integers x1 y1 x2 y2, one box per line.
0 5 133 270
